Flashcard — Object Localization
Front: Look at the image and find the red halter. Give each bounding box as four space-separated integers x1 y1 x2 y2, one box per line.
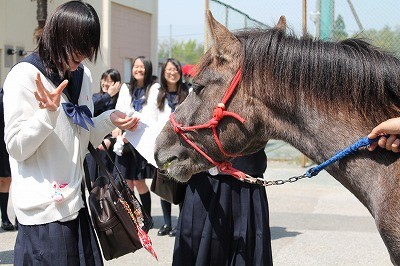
169 68 249 180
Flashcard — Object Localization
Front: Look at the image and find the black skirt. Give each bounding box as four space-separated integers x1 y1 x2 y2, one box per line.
113 145 155 181
0 89 10 177
0 154 11 177
0 124 10 177
173 172 273 266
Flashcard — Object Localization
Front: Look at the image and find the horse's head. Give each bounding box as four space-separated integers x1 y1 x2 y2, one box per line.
154 11 286 182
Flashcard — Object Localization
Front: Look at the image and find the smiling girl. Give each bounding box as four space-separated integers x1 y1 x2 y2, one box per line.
113 56 160 220
147 58 189 237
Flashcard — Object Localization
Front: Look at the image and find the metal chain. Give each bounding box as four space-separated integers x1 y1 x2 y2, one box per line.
239 173 309 187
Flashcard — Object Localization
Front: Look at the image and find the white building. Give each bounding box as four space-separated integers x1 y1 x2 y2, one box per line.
0 0 158 87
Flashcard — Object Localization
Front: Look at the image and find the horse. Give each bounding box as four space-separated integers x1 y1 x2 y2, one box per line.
154 11 400 264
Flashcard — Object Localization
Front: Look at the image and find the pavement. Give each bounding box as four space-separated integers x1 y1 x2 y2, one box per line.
0 142 393 265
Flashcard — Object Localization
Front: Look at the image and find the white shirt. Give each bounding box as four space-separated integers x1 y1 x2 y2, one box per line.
115 82 165 126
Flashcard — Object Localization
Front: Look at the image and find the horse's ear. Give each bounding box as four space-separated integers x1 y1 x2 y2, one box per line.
275 16 287 32
206 10 240 62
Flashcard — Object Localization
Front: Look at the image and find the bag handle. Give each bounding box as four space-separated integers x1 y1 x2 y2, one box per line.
87 142 127 198
100 140 125 181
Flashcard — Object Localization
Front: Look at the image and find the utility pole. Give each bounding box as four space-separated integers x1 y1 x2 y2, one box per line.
302 0 307 37
320 0 334 40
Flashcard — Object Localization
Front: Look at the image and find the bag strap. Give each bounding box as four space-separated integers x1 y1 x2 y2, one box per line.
87 142 126 197
100 141 123 177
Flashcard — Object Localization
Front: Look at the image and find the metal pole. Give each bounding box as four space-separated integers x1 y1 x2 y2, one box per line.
302 0 307 37
346 0 364 32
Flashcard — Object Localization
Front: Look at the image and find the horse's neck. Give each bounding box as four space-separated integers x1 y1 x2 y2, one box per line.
272 109 396 213
277 111 357 163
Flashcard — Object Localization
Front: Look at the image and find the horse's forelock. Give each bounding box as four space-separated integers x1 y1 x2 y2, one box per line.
235 28 400 126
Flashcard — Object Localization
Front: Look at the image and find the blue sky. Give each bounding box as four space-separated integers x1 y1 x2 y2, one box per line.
158 0 400 43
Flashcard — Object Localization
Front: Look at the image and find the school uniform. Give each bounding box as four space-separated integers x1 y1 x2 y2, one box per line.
145 81 189 234
3 53 115 265
173 149 273 266
113 83 160 181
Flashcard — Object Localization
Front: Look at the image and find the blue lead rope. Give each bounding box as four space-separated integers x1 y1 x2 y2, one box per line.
305 136 381 177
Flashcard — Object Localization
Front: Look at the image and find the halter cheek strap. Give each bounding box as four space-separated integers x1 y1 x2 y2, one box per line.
170 68 250 180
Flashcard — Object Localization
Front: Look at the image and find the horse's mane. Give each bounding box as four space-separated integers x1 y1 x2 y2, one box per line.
234 27 400 125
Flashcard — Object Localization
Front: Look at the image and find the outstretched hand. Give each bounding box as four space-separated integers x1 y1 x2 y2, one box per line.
110 110 140 131
367 117 400 152
34 72 68 111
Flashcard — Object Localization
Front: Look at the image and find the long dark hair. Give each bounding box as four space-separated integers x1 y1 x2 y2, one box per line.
38 1 100 78
157 58 188 111
129 56 154 105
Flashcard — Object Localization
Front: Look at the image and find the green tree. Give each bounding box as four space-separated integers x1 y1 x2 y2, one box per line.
332 14 348 41
158 39 204 65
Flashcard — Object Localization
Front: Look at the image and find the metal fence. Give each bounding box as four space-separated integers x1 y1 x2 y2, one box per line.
209 0 267 30
210 0 400 56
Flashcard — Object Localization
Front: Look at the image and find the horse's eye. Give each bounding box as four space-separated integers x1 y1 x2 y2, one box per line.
192 83 205 94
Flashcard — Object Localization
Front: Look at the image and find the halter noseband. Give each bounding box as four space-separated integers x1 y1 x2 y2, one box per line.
169 68 250 180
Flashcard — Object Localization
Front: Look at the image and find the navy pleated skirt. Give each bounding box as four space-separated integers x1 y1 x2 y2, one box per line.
113 145 155 181
173 172 273 266
14 208 103 266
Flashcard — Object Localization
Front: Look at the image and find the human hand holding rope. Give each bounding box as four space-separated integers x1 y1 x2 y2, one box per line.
368 117 400 152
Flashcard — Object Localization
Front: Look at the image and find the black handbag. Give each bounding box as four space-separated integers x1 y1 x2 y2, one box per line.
150 169 187 205
86 142 157 260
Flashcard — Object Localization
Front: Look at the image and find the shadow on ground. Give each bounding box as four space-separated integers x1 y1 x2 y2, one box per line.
271 226 301 240
0 250 13 264
150 215 179 229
